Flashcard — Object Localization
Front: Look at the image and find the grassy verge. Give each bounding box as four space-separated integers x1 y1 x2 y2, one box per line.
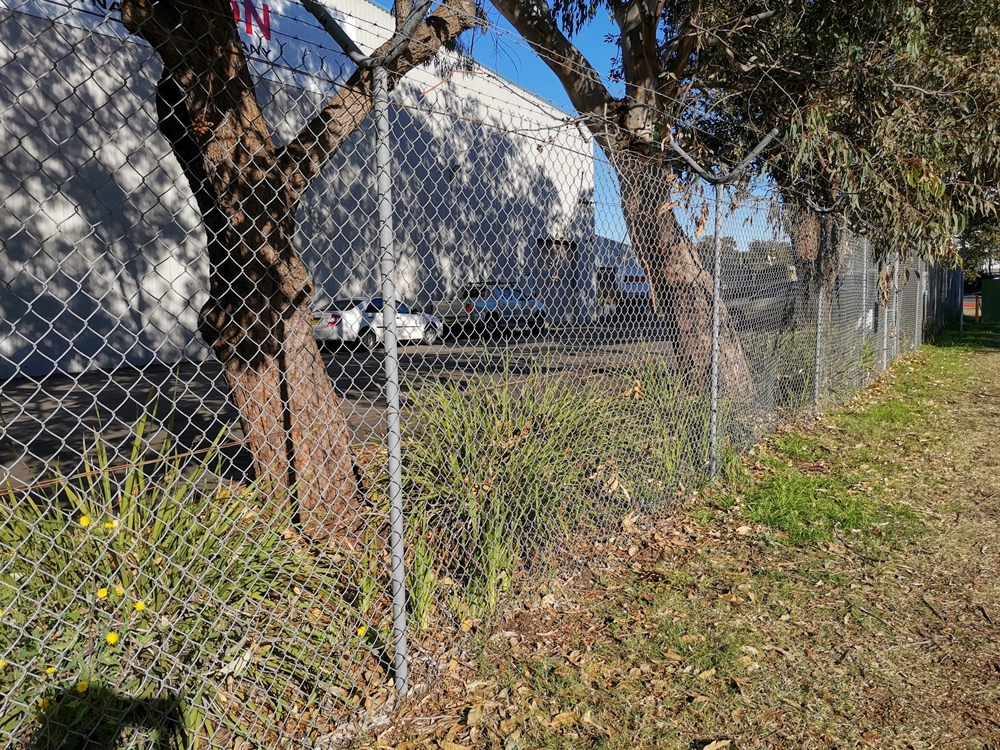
380 322 1000 749
3 351 712 748
1 421 397 749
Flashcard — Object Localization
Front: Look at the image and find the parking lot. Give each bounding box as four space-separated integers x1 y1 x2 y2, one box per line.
1 316 691 489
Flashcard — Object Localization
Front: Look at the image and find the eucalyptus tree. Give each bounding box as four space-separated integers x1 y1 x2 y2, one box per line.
119 0 477 542
488 0 1000 373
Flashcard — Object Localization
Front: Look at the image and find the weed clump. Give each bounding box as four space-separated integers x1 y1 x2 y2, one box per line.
402 367 631 621
1 421 392 748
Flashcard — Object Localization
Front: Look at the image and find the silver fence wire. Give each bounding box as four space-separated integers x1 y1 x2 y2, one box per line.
0 0 963 747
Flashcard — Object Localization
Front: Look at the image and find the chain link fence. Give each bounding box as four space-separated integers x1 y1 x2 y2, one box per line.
1 1 963 747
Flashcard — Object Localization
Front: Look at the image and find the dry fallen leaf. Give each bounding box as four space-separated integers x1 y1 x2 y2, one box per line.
465 704 484 726
697 667 717 680
703 741 732 750
549 711 577 729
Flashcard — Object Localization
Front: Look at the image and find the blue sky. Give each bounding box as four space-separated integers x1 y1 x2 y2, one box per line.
368 0 623 114
467 7 624 114
359 0 786 251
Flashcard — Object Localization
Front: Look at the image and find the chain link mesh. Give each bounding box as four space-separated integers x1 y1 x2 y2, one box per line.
1 0 964 747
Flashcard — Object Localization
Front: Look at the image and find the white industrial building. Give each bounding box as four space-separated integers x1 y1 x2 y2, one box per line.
0 0 603 379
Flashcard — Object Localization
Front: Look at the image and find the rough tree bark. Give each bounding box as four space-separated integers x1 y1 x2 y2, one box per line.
615 155 754 393
120 0 476 543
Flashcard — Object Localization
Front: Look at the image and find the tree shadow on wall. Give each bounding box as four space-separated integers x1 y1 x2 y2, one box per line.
26 684 186 750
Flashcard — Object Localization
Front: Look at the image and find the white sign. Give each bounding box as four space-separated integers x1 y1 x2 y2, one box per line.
0 0 358 94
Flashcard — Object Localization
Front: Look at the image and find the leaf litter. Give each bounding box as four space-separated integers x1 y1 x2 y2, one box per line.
355 335 1000 749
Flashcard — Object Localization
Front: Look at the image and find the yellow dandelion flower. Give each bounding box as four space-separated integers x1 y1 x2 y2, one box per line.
356 625 367 637
114 585 124 596
79 515 91 528
103 522 115 529
0 659 6 669
76 680 89 694
105 632 119 645
133 601 145 612
37 697 52 711
45 667 56 675
97 588 108 599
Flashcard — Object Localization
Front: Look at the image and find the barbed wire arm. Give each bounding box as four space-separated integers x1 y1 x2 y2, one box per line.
302 0 433 68
301 0 369 66
805 194 846 214
667 127 779 184
381 0 435 66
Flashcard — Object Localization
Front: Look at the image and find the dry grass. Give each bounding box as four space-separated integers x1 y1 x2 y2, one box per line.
363 323 1000 750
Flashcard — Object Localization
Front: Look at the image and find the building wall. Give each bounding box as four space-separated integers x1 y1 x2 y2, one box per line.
0 0 595 379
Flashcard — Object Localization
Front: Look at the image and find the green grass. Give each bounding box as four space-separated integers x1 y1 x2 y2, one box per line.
933 319 1000 349
1 417 391 749
401 363 634 621
744 472 878 545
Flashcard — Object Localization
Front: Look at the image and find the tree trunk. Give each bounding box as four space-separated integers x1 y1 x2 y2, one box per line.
153 72 359 543
122 0 477 544
614 153 756 400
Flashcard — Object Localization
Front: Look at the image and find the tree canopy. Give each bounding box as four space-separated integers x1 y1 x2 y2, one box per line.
490 0 1000 265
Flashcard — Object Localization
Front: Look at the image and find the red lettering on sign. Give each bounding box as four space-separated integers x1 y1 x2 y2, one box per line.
232 0 271 40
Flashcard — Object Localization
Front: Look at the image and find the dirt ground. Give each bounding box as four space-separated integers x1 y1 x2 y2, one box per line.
352 325 1000 750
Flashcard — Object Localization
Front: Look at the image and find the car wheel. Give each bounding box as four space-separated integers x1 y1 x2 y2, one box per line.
360 327 379 350
423 326 439 346
483 311 501 336
530 314 545 335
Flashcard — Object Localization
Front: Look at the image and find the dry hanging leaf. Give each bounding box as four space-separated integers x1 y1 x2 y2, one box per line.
694 202 711 237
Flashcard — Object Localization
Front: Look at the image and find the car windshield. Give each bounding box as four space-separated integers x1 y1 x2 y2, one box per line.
497 287 524 300
365 298 410 314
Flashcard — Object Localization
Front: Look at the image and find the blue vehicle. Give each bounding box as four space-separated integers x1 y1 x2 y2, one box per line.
431 282 547 335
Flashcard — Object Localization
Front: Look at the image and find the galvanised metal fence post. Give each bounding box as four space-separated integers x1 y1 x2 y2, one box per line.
892 254 901 360
861 239 868 385
958 236 966 340
915 256 923 347
882 255 890 371
709 181 723 478
303 0 417 696
802 199 845 411
668 128 778 480
374 63 409 697
814 283 824 413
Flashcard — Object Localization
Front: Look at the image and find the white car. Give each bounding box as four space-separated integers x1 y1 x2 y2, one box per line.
312 298 442 349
